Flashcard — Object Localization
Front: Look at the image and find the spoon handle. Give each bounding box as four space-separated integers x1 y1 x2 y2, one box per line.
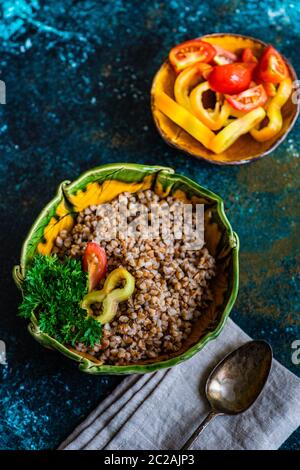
181 410 218 450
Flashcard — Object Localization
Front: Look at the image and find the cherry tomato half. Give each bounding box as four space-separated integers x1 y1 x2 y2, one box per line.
208 62 257 95
169 39 216 73
225 84 267 112
242 47 258 63
213 45 238 65
257 46 289 84
83 242 107 291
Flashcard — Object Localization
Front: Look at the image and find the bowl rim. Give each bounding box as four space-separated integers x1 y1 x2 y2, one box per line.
14 163 239 375
151 32 300 166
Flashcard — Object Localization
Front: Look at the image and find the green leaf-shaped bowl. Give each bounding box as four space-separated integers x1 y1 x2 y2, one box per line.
13 163 239 375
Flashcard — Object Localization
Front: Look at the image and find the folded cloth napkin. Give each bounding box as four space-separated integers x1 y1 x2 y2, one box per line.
59 319 300 450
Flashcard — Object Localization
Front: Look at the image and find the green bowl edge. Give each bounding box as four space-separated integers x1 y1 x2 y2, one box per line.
13 163 239 375
16 163 174 276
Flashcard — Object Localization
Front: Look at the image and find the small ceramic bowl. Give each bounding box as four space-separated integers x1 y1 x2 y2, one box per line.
151 33 299 165
14 163 239 374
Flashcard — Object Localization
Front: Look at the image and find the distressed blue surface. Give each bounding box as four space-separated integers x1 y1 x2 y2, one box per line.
0 0 299 450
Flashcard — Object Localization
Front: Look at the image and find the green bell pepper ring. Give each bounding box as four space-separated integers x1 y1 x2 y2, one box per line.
81 267 135 324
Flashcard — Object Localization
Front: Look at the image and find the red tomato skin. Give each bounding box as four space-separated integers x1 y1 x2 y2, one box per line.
242 48 258 63
169 39 216 73
83 242 107 291
257 46 289 84
208 62 257 95
225 84 267 111
253 66 277 98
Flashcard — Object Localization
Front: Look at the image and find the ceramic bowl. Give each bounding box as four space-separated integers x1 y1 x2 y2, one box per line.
14 163 239 374
151 33 299 165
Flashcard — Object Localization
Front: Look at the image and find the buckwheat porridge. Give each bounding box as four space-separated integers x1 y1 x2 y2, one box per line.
52 189 216 365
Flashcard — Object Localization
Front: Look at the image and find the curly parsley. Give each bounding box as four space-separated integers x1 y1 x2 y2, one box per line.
19 255 102 348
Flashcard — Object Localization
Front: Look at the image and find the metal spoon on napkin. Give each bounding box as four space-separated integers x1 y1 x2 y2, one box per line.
182 340 272 449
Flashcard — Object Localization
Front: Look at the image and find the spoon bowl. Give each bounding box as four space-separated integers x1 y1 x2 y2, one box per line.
182 340 272 449
207 340 273 415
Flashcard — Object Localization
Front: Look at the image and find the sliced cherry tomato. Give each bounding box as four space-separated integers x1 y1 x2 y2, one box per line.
263 82 277 97
225 84 267 111
242 47 258 63
208 62 257 95
213 45 238 65
83 242 107 292
169 39 216 73
257 46 289 83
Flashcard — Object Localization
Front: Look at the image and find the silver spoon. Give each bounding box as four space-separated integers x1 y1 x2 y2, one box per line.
182 340 272 450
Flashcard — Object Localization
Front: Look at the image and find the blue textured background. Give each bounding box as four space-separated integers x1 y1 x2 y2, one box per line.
0 0 299 450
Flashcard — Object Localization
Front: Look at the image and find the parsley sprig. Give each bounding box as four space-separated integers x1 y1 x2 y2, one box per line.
19 255 102 348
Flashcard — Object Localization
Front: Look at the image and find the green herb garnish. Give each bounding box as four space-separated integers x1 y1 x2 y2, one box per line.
19 255 102 348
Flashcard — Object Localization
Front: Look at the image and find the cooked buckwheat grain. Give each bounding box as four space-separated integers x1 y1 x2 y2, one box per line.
53 190 215 365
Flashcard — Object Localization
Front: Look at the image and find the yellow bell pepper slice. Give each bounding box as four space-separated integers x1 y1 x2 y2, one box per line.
154 91 215 148
81 267 135 324
190 81 231 130
222 106 247 125
227 105 247 119
209 107 266 154
250 78 292 142
174 63 212 111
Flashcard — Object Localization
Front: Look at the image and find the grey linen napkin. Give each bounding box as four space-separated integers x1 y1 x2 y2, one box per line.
59 319 300 450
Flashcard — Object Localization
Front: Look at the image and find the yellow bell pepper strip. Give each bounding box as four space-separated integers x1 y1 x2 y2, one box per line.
189 81 231 130
154 91 215 148
222 105 248 126
222 117 237 126
81 267 135 324
174 63 212 111
209 107 266 154
227 106 247 118
250 77 292 142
